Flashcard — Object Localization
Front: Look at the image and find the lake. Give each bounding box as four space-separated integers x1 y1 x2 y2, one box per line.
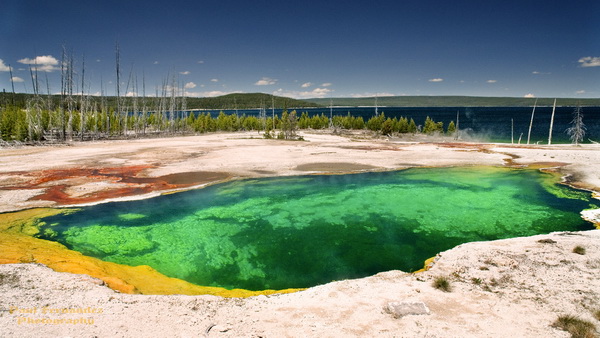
195 106 600 144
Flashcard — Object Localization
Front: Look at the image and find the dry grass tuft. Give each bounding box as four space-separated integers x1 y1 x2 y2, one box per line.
573 246 586 255
552 315 596 338
432 276 452 292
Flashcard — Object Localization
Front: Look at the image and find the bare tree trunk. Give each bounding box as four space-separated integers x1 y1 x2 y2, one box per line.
142 73 147 136
455 110 460 140
115 42 123 137
60 47 66 141
567 104 586 145
526 98 537 145
8 63 16 105
548 98 556 145
80 56 86 141
180 82 187 133
511 118 514 144
66 50 74 141
169 75 176 134
100 77 108 137
44 73 53 132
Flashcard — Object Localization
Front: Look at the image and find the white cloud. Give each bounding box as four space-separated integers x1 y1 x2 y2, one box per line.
17 55 60 72
210 78 219 82
153 61 159 64
184 82 197 89
429 78 444 82
576 90 586 95
350 92 395 98
524 93 535 98
301 82 312 88
200 90 229 97
179 71 190 75
11 76 24 82
487 80 497 83
273 87 333 99
321 82 332 87
532 71 551 75
197 60 204 64
125 91 138 97
255 77 277 86
578 56 600 67
309 88 332 97
18 55 59 65
0 59 11 72
183 90 242 98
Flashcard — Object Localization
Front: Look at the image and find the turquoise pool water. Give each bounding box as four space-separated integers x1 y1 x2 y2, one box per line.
37 167 599 290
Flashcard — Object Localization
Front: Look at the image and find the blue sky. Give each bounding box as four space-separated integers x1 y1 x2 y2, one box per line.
1 0 599 99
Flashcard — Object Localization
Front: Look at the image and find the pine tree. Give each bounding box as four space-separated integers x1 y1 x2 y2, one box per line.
447 121 456 135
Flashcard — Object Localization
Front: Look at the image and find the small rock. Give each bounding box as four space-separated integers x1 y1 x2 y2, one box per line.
205 324 230 335
384 301 430 318
212 325 230 332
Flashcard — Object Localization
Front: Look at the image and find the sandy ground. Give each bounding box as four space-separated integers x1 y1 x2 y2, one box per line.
1 231 599 337
1 130 600 337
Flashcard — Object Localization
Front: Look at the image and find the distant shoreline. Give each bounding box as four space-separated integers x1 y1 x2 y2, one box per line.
2 92 600 109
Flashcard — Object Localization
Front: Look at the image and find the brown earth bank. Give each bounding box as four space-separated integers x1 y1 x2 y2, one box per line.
1 130 600 336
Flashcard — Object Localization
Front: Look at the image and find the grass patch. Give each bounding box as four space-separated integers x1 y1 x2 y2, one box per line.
573 246 587 255
553 315 597 338
432 276 452 292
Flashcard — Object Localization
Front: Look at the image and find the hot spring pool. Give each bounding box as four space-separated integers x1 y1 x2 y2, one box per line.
37 167 599 290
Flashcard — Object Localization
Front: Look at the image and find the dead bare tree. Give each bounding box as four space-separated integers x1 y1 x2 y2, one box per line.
80 55 86 141
566 104 586 145
8 63 16 105
65 50 75 141
60 47 66 140
26 62 43 141
548 98 556 145
168 74 176 134
527 98 537 145
141 72 147 135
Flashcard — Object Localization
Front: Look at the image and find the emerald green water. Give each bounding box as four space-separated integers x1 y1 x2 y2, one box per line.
37 167 599 290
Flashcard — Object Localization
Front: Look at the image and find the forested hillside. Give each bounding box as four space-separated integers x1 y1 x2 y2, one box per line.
0 92 320 110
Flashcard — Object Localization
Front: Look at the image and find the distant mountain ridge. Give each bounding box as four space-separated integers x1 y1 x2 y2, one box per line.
0 92 321 110
2 92 598 109
306 96 600 107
